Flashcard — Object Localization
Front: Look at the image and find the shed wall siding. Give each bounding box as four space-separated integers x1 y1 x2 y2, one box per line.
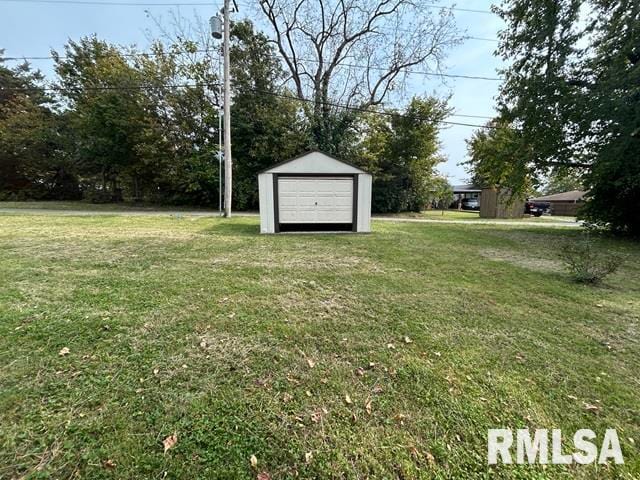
357 174 372 232
258 173 275 233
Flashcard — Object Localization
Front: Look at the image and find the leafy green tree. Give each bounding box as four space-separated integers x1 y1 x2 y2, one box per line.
0 54 75 199
428 176 454 214
54 37 150 201
578 0 639 233
357 97 449 212
491 0 639 234
465 119 535 195
544 171 583 195
230 21 310 210
132 40 220 205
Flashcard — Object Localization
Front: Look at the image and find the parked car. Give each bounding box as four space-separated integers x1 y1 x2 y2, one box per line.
525 201 550 217
461 198 480 211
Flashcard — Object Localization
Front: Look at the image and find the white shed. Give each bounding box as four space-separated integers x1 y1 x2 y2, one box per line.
258 150 372 233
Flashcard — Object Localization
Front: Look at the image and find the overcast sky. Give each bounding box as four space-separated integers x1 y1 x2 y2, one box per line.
0 0 505 185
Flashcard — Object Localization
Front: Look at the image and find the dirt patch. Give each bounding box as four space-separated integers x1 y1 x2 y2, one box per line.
480 248 562 273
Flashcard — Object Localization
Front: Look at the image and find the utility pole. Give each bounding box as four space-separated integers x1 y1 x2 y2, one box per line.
222 0 232 217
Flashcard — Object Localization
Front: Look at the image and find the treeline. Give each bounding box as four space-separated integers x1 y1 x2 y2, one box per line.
0 21 452 212
464 0 639 235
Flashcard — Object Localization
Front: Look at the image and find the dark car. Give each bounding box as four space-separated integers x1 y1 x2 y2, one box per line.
525 201 550 217
461 198 480 211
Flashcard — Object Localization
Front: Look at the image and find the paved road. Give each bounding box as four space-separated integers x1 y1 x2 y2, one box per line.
0 207 582 228
373 216 582 228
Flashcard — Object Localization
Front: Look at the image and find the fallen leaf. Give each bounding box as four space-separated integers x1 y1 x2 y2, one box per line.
584 403 600 413
305 390 312 397
163 434 177 453
425 451 436 466
394 413 407 424
629 437 635 445
250 454 258 468
58 347 70 356
257 473 271 480
365 399 372 415
103 459 116 469
345 394 353 405
305 451 313 464
306 358 316 368
372 385 384 394
355 367 365 377
409 446 419 459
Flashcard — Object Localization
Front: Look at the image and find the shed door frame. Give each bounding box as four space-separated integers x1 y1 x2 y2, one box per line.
273 173 359 233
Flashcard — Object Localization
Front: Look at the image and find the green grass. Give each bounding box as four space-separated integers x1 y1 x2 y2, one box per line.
0 214 638 479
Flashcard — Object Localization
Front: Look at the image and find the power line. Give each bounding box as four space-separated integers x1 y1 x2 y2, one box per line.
255 88 494 127
0 82 219 92
0 0 494 14
2 49 503 81
0 81 493 126
0 0 212 5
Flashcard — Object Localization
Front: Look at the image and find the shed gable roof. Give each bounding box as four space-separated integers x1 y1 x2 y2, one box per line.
260 150 368 175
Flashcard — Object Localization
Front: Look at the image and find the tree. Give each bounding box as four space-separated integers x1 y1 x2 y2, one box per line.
578 0 639 233
54 37 151 201
356 96 449 212
0 54 75 200
132 39 221 205
257 0 460 151
544 171 583 195
465 119 534 195
428 176 454 214
230 20 310 209
485 0 639 234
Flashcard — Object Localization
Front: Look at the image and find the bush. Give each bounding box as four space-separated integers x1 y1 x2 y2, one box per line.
559 233 623 284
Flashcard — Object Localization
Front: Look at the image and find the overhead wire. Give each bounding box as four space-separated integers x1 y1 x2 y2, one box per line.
1 81 494 126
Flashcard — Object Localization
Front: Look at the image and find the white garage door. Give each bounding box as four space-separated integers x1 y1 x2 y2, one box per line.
278 177 353 224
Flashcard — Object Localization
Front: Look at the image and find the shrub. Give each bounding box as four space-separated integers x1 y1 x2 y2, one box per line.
559 233 623 284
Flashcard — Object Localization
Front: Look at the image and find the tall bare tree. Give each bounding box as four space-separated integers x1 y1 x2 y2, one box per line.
257 0 460 150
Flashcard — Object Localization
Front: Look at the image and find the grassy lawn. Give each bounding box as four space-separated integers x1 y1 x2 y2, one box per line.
0 214 638 479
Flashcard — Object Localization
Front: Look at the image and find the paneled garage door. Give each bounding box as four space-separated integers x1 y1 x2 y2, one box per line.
278 177 353 224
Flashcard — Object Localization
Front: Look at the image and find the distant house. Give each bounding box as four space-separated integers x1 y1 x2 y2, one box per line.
531 190 586 216
452 184 482 201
